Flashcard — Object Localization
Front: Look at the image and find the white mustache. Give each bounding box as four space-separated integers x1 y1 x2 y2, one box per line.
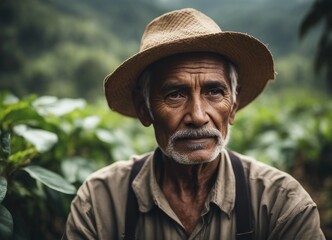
170 128 222 142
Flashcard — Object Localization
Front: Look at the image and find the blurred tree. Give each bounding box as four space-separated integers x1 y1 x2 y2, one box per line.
299 0 332 93
0 0 163 101
0 0 60 96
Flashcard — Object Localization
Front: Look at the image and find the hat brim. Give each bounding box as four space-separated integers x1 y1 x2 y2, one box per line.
104 31 275 117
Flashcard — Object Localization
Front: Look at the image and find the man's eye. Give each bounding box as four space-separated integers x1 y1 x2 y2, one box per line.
166 91 184 100
207 88 224 96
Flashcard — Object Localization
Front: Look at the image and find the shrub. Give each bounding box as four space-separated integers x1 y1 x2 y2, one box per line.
0 92 155 239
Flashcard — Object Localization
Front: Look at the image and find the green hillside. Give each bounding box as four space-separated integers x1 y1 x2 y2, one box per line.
0 0 163 100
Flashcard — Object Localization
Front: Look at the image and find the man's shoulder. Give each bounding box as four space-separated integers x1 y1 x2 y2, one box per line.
232 151 295 184
87 159 133 181
232 151 314 207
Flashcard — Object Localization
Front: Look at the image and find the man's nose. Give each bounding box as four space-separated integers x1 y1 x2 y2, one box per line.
183 96 209 127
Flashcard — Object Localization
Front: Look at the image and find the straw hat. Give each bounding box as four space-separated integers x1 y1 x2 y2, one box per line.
104 8 275 117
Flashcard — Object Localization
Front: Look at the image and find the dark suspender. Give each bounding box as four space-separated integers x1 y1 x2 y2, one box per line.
124 150 253 240
228 150 254 240
124 157 147 240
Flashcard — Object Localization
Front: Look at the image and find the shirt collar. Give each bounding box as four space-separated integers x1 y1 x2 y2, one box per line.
209 149 236 217
132 149 165 213
132 148 236 216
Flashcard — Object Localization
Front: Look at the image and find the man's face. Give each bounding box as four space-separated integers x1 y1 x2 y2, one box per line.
138 53 238 164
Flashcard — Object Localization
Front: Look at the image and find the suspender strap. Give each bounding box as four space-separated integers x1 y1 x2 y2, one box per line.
124 157 147 240
124 151 253 240
228 150 254 240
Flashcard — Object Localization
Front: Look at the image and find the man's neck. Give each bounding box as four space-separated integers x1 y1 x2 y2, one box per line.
157 153 220 235
160 155 220 198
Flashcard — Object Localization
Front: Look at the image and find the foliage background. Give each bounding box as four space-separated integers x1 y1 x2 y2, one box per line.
0 0 331 239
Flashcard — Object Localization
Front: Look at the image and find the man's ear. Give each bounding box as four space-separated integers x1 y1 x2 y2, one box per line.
132 90 153 127
228 96 240 125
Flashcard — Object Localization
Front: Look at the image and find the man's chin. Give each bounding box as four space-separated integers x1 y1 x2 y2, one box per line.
165 147 222 165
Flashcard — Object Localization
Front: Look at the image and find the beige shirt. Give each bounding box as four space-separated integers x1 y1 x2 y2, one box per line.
63 149 325 240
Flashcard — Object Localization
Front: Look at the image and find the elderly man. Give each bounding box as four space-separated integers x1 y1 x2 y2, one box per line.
63 8 325 240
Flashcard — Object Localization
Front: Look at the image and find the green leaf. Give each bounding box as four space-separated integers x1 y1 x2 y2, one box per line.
13 125 58 153
33 96 86 116
1 93 19 105
23 166 76 194
0 177 7 203
0 100 44 128
0 204 13 240
75 116 100 130
96 129 115 144
8 148 37 166
0 129 10 160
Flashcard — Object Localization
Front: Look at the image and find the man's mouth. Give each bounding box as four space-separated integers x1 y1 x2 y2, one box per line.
168 127 223 151
175 136 218 150
177 136 216 142
172 129 220 140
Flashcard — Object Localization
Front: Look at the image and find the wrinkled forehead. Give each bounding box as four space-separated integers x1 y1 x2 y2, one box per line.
147 52 233 85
